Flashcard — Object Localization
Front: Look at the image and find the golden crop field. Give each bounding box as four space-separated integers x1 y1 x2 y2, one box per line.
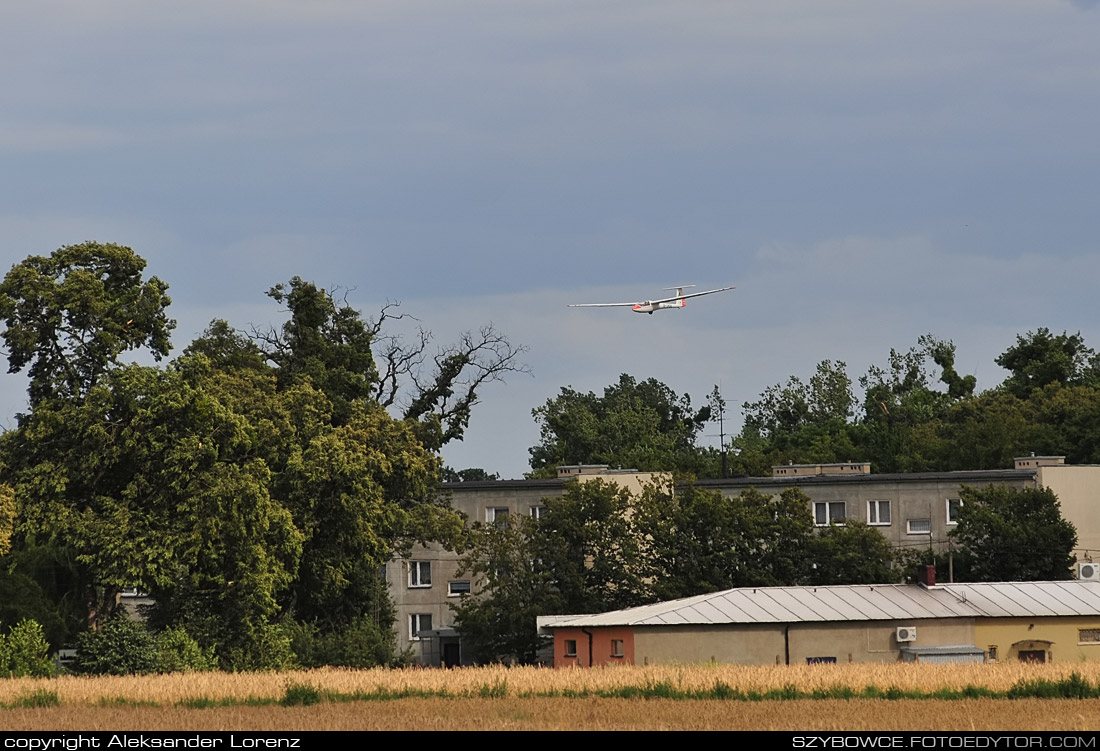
4 698 1100 731
4 663 1100 730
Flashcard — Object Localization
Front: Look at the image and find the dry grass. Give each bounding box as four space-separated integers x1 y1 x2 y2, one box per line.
2 661 1100 706
3 698 1100 731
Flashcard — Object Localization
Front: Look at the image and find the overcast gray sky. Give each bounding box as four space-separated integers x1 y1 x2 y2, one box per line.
3 1 1099 477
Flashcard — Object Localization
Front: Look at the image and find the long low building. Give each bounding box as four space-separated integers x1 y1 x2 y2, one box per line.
539 576 1100 666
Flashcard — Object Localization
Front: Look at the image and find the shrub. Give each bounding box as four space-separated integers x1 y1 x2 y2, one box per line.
281 681 322 706
155 627 218 673
14 689 59 708
0 619 56 678
73 616 158 675
288 616 402 668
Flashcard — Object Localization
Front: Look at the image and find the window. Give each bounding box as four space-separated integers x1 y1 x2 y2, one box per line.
1079 629 1100 645
564 639 577 657
814 501 846 526
486 507 510 525
531 505 547 520
906 518 931 535
947 498 962 525
611 639 624 657
409 613 432 640
867 500 891 526
408 560 432 588
448 580 471 597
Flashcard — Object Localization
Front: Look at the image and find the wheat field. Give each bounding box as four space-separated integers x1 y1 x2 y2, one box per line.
3 661 1100 705
4 663 1100 730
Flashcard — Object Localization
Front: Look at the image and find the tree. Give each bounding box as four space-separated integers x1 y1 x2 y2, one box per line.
532 478 646 613
529 374 712 475
0 242 174 407
997 329 1100 398
858 335 973 472
638 484 815 599
949 485 1076 581
742 360 856 441
256 279 529 448
808 522 900 585
441 466 501 482
449 515 556 664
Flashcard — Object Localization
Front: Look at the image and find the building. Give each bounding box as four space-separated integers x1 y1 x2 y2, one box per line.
698 456 1100 561
389 457 1100 665
388 465 662 665
539 575 1100 667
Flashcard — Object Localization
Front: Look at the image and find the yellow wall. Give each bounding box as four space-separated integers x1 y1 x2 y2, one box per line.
1037 466 1100 557
974 617 1100 663
632 619 975 665
634 624 786 665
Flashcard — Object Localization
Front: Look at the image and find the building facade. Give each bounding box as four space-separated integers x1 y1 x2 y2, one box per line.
540 579 1100 667
388 466 662 665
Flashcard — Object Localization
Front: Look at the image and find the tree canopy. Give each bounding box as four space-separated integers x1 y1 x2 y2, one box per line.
950 485 1077 582
0 244 521 667
528 374 716 476
0 242 174 408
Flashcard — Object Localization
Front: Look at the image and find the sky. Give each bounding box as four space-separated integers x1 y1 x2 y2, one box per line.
2 1 1099 478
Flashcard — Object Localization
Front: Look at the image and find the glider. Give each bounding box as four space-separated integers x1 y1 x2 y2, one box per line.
568 285 735 314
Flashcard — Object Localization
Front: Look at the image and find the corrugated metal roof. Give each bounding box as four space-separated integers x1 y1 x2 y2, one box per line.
546 581 1100 628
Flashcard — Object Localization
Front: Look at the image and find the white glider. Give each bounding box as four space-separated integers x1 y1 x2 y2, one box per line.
568 285 735 314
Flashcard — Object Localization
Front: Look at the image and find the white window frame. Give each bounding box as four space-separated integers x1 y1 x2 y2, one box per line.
486 507 510 524
409 613 432 641
447 580 471 597
408 560 432 588
814 501 846 526
611 639 624 658
564 639 577 657
867 500 891 526
946 498 962 526
906 518 932 535
531 505 547 520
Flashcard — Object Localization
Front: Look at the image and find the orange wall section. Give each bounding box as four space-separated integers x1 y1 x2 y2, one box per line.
554 627 635 667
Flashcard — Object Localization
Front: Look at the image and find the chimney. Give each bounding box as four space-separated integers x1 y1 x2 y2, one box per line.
917 565 936 588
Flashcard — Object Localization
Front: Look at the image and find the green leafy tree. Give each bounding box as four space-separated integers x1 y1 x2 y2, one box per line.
257 280 528 448
808 521 901 585
73 614 159 675
450 515 557 664
638 484 815 598
532 478 647 613
0 619 55 678
859 335 972 472
949 485 1077 581
441 466 501 482
155 627 219 672
0 242 174 407
996 329 1100 398
529 374 712 475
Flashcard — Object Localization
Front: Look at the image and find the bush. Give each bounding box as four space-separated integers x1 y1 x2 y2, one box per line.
219 621 294 672
155 627 218 673
280 681 322 707
73 616 158 675
288 616 402 668
0 619 56 678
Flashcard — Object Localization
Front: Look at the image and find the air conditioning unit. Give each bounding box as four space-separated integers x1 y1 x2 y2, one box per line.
896 626 917 643
1078 562 1100 581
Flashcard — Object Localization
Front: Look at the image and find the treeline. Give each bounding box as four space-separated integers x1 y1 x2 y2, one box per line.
527 331 1100 477
0 242 525 671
